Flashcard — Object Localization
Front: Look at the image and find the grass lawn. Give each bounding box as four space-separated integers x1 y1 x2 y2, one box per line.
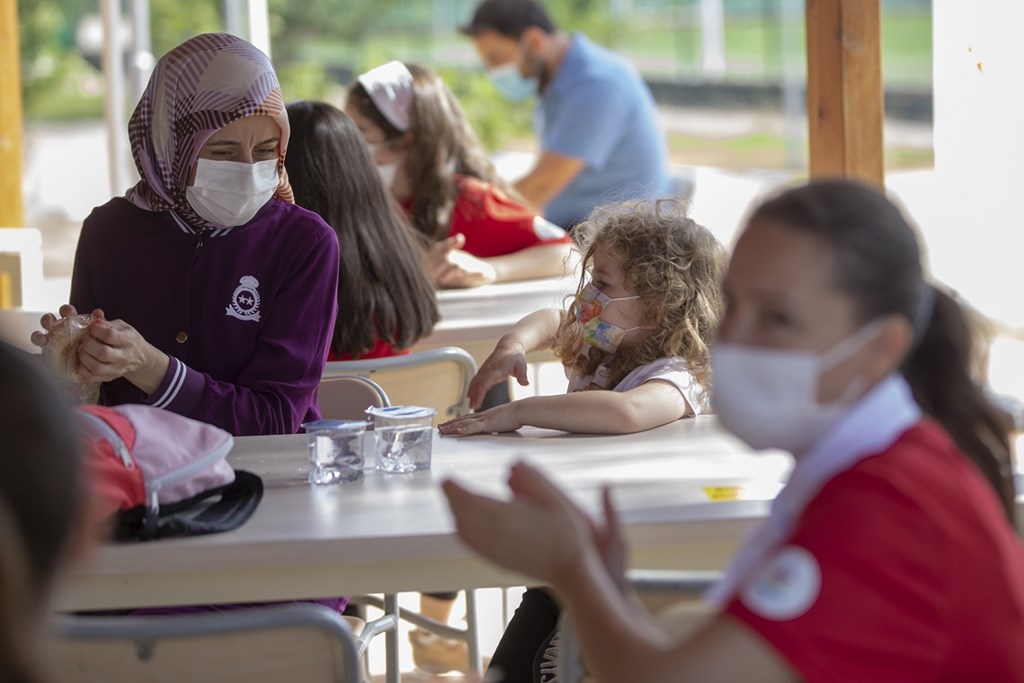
582 8 931 87
666 130 933 171
492 129 933 174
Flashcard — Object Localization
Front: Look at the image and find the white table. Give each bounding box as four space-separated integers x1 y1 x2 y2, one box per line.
58 416 790 613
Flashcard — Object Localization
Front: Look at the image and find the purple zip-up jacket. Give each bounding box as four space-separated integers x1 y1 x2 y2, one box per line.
70 197 340 436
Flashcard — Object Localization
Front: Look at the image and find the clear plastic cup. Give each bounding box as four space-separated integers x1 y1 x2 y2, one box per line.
302 419 367 484
365 406 437 473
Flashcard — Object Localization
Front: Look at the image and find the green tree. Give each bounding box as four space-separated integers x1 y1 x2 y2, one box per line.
17 0 90 109
544 0 614 42
148 0 222 57
268 0 405 64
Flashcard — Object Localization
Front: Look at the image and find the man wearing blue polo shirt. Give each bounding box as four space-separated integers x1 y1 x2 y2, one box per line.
462 0 671 229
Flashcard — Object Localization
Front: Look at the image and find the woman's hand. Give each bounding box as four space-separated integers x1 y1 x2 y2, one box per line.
426 234 497 289
35 307 170 395
466 339 529 410
438 402 523 436
442 461 601 587
76 314 170 394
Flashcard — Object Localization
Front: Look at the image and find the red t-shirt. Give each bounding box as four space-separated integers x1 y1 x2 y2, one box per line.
726 422 1024 682
405 175 572 258
327 337 411 362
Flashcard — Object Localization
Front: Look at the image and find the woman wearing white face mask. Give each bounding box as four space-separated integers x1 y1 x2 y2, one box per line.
443 179 1024 682
32 33 341 438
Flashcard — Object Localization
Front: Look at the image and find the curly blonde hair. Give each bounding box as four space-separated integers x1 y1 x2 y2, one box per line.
552 199 727 401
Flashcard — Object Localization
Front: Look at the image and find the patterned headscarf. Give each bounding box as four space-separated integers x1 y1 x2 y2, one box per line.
125 33 294 231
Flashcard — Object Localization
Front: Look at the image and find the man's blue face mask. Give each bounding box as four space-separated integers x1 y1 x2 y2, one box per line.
488 61 539 102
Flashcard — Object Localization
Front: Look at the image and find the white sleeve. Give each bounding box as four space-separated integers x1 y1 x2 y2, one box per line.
614 357 709 417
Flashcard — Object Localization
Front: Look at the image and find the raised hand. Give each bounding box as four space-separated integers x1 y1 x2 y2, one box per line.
466 340 530 410
591 486 629 593
442 461 600 587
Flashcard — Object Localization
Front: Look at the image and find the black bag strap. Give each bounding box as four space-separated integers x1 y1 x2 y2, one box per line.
153 470 263 539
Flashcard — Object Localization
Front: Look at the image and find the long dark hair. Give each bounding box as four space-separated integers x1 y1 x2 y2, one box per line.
285 100 438 357
0 342 82 683
751 179 1015 521
347 63 515 242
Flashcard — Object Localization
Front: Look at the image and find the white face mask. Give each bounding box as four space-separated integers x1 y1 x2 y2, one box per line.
185 158 279 227
365 142 400 190
376 161 399 190
711 321 882 455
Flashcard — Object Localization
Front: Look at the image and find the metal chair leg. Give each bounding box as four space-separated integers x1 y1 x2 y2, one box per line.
465 589 482 674
384 593 401 683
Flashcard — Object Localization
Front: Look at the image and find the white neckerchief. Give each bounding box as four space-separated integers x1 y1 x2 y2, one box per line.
705 374 922 605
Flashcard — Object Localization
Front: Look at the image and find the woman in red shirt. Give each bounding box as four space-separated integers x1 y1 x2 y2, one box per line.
285 101 438 361
346 61 574 289
444 179 1024 682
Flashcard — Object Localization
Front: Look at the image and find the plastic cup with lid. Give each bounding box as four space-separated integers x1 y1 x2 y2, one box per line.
302 419 367 484
365 406 437 473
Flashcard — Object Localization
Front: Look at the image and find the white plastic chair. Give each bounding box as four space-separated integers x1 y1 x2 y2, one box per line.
323 347 477 422
318 374 390 420
50 603 397 683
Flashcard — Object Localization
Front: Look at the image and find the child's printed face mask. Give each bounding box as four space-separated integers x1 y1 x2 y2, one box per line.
575 283 641 353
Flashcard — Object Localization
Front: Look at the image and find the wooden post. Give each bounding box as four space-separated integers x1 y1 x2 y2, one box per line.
0 0 24 226
805 0 885 187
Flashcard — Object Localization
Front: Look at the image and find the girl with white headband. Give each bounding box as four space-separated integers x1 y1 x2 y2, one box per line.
347 61 574 289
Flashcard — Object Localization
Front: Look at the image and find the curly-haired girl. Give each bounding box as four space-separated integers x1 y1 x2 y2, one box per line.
439 198 726 436
437 198 725 681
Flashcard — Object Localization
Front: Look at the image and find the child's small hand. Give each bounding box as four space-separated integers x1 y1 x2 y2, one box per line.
467 340 529 409
424 234 465 285
425 234 497 289
438 403 523 436
437 249 497 289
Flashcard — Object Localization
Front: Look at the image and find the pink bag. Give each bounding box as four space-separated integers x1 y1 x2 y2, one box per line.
77 404 262 541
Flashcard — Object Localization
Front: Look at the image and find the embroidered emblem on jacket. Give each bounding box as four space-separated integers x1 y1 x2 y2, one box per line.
226 275 261 322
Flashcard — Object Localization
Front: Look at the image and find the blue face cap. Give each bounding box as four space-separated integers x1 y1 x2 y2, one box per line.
488 62 539 102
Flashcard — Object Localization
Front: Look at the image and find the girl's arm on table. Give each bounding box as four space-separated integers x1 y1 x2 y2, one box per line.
486 241 576 283
444 379 688 435
432 242 574 287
